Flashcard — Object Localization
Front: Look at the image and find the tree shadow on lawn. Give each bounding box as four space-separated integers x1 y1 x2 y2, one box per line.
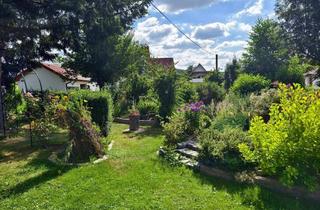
0 132 68 163
192 170 319 210
129 126 163 140
0 151 75 200
0 133 74 200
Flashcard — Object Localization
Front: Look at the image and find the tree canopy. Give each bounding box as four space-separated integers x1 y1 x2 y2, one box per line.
276 0 320 62
0 0 151 86
241 19 290 81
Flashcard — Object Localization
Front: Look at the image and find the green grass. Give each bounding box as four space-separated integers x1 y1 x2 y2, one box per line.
0 124 317 209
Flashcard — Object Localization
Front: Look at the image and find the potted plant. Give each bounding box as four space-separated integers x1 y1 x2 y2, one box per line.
129 104 140 131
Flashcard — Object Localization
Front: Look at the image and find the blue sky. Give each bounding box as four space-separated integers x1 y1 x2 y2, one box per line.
133 0 276 70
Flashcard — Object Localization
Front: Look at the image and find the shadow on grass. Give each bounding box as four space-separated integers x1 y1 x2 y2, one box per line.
0 151 75 200
130 126 163 140
0 132 68 163
191 170 319 210
151 155 318 210
0 132 73 199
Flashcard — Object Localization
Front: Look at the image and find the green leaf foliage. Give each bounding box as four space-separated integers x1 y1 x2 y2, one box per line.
276 0 320 62
70 89 113 137
231 74 270 95
196 82 225 105
240 84 320 189
242 19 290 80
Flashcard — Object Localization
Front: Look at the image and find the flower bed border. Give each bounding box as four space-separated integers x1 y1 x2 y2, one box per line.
198 164 320 202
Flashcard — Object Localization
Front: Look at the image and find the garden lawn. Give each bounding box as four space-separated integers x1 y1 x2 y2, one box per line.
0 124 317 209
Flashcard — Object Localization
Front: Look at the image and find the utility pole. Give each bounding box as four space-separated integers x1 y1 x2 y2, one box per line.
215 54 219 72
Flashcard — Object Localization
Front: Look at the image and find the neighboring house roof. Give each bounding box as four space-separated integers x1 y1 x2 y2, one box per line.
150 58 175 69
192 64 207 73
16 63 91 82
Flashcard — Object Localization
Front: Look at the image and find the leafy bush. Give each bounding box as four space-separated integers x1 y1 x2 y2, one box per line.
137 96 159 119
196 82 225 105
177 81 199 105
70 89 113 136
276 55 310 85
231 74 271 95
212 94 250 131
163 102 204 146
249 88 279 122
200 127 252 171
163 111 188 146
240 84 320 189
154 71 177 121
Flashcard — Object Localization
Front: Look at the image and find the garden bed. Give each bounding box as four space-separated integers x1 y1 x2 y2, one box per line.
114 117 157 126
198 164 320 202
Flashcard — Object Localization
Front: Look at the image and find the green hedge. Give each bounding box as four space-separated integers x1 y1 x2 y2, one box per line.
69 90 113 136
231 74 271 95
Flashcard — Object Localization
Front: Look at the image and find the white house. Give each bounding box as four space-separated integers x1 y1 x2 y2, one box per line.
304 67 320 89
16 63 99 92
190 64 208 83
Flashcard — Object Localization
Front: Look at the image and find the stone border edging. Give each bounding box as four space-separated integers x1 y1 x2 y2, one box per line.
198 164 320 202
48 140 114 166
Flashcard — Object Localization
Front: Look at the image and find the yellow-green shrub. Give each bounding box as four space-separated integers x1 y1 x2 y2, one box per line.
240 84 320 189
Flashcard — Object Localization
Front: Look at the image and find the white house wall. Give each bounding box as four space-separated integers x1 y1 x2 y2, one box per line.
17 67 67 92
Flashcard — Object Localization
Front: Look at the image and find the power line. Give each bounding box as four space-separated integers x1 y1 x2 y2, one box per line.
150 2 214 56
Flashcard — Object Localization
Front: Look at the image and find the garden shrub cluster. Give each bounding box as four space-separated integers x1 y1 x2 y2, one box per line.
163 102 204 146
240 84 320 189
195 82 225 105
24 92 106 163
211 93 250 131
69 89 113 136
199 127 252 171
136 95 159 120
231 74 271 95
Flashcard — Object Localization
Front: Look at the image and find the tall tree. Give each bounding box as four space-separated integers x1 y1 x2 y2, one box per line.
242 19 290 80
0 0 151 134
66 34 149 87
276 0 320 62
224 57 239 90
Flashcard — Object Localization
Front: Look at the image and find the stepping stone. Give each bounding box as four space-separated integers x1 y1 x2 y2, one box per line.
176 148 199 159
177 140 201 151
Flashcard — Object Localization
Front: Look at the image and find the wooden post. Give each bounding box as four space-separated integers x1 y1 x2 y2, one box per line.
216 54 219 72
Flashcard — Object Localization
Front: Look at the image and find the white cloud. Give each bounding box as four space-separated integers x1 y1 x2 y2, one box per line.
238 23 252 33
236 0 264 18
192 21 236 40
156 0 222 13
133 17 247 70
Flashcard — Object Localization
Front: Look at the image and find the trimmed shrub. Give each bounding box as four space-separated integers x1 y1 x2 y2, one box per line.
70 89 113 136
154 71 177 121
196 82 225 105
200 127 252 171
231 74 271 95
240 84 320 189
137 96 159 120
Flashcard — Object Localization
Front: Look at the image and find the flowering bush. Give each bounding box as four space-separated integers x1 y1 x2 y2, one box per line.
240 84 320 189
163 101 204 146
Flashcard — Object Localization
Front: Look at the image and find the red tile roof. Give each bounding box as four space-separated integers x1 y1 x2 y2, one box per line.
150 58 175 69
15 63 91 82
